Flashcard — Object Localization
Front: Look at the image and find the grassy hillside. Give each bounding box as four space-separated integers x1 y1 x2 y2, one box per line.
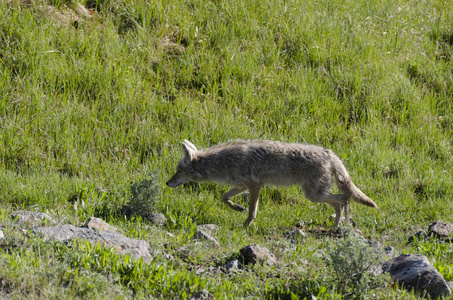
1 0 453 298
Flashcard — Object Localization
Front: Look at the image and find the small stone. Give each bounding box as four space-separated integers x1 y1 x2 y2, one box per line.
239 244 277 266
189 289 215 300
408 230 428 243
84 217 117 232
384 246 395 255
193 230 219 246
225 259 241 272
146 213 166 225
0 230 4 240
197 224 217 236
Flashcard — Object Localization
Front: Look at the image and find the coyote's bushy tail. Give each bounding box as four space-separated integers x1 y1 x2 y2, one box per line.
331 154 378 208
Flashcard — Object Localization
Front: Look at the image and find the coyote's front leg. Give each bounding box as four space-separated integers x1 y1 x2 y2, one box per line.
222 187 248 212
243 184 262 227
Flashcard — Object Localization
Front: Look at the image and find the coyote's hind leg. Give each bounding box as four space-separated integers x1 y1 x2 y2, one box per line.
327 202 344 227
303 186 349 227
222 187 248 212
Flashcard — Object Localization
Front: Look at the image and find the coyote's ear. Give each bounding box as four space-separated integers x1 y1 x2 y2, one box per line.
183 139 197 152
182 140 197 161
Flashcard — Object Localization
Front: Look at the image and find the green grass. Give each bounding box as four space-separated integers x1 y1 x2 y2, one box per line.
1 0 453 298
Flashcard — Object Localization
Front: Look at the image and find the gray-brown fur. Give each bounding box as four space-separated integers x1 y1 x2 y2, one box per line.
166 140 378 227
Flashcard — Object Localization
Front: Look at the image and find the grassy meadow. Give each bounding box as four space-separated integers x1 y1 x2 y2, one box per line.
1 0 453 298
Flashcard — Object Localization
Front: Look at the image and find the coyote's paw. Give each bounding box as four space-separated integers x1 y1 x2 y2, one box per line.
234 204 246 212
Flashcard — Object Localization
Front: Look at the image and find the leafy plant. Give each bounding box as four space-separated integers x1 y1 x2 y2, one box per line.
127 172 161 218
323 232 389 298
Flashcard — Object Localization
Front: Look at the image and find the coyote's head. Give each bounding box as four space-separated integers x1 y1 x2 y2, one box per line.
166 140 203 188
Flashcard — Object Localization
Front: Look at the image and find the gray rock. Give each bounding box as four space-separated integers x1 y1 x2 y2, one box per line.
408 230 428 243
193 266 223 276
0 230 4 240
239 244 277 266
225 259 241 272
193 230 219 246
34 224 154 262
197 224 217 236
383 254 451 298
84 217 117 232
193 224 219 246
146 213 166 225
428 220 453 239
189 289 215 300
11 211 53 225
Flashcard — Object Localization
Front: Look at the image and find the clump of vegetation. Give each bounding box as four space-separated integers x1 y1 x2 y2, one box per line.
323 231 389 298
127 172 161 218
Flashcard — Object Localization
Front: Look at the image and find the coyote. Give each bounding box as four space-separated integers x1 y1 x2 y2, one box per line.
166 140 377 227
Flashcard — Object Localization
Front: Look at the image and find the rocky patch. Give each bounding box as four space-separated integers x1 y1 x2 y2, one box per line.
3 210 453 298
34 224 154 262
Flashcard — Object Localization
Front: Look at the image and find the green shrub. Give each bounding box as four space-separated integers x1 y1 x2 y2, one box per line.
127 172 160 218
323 232 389 299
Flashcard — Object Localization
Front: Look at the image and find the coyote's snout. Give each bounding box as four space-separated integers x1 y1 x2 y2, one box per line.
166 139 378 227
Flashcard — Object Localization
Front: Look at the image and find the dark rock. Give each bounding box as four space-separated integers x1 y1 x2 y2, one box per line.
384 246 394 253
146 213 166 225
408 230 428 243
34 224 154 262
239 244 277 266
383 254 451 298
189 289 215 300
